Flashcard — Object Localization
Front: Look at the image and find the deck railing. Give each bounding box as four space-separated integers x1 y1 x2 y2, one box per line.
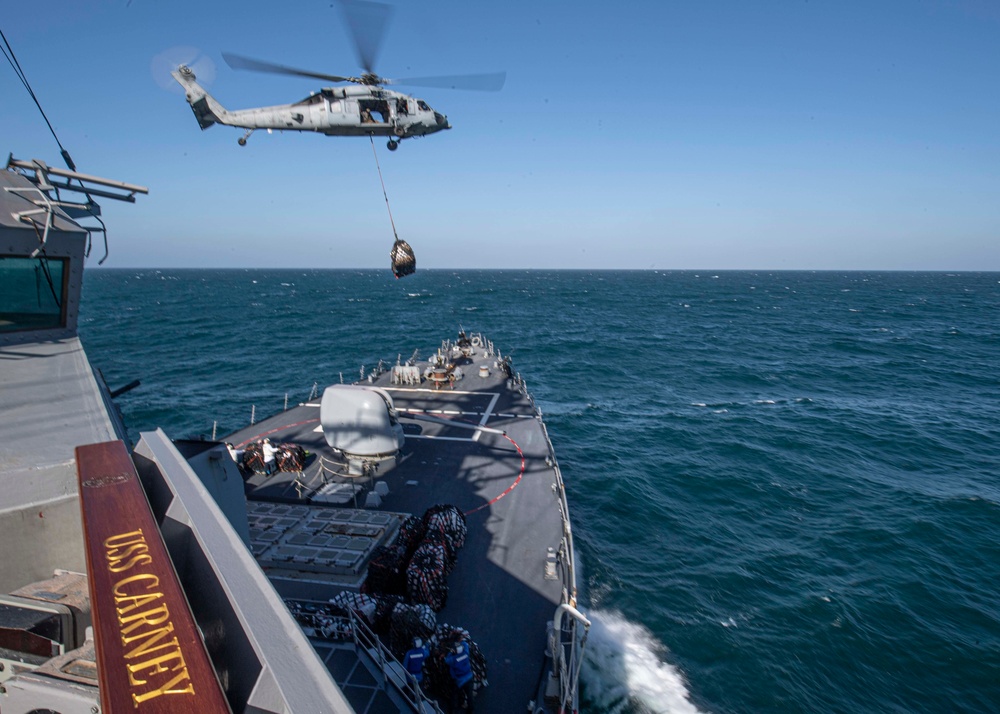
537 414 591 714
347 609 444 713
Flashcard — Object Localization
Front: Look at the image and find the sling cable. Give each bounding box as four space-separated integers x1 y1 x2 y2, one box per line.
370 135 415 278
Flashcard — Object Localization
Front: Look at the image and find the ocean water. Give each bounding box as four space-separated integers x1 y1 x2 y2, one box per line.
79 269 1000 714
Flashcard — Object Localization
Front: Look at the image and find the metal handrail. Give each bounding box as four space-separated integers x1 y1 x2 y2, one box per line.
347 609 443 713
538 413 591 713
4 184 55 256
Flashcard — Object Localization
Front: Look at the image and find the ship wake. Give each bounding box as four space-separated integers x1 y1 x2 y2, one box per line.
580 609 705 714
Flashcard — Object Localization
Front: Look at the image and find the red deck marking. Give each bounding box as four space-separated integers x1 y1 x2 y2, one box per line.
236 418 320 448
75 440 230 713
464 433 526 516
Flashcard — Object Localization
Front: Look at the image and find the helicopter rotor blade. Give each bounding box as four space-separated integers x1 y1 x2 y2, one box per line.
152 46 216 93
222 52 357 84
387 71 507 92
338 0 393 76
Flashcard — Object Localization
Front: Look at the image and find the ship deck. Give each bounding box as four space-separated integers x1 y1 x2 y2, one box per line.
223 340 568 713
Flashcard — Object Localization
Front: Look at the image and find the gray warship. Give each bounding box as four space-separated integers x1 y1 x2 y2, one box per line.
0 157 589 713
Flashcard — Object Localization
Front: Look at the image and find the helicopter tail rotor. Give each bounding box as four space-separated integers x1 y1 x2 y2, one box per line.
152 46 216 93
171 65 231 131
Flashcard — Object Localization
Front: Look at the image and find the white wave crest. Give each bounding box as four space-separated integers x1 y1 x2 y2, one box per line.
581 609 705 714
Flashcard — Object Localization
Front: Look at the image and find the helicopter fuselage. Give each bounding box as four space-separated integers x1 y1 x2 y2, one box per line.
225 86 450 138
172 66 450 149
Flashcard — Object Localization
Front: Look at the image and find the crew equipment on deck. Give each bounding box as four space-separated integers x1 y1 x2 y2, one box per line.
388 602 436 658
406 539 450 610
243 440 264 472
426 625 488 705
366 544 408 595
276 442 307 471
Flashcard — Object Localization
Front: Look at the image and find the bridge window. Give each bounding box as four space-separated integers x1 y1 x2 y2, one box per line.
0 256 67 333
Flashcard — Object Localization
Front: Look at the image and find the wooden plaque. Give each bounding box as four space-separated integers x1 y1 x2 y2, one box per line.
76 440 230 713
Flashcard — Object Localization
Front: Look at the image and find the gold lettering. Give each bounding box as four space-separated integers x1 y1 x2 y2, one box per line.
113 573 163 617
113 573 160 596
105 531 152 574
100 530 200 708
116 591 163 617
108 543 153 573
123 624 177 660
109 552 154 573
128 647 186 677
103 529 145 549
107 542 148 560
119 605 171 636
131 670 195 706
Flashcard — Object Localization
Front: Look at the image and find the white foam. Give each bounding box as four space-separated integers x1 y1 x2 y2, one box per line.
581 609 705 714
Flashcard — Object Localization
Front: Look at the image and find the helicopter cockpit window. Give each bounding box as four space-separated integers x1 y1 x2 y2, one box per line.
416 100 430 112
0 256 67 333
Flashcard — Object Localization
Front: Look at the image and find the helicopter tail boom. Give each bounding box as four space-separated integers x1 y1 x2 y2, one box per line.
171 65 229 130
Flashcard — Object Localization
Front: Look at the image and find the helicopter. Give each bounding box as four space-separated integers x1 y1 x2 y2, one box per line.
171 0 504 151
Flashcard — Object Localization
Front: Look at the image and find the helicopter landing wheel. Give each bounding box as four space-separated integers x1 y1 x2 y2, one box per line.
387 139 399 151
238 137 247 146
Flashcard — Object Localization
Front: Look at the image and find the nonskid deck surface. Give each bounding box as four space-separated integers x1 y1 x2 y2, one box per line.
224 344 567 712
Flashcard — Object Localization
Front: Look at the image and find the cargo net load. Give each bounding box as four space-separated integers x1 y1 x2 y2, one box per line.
241 441 306 475
390 238 416 279
285 504 485 702
423 624 489 702
370 135 416 278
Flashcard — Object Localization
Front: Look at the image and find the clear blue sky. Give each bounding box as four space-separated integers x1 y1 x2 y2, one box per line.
3 0 998 270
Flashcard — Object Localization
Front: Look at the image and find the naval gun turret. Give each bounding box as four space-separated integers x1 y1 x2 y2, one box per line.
320 384 405 475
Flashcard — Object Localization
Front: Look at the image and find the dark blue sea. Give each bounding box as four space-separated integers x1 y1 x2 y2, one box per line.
80 269 1000 714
